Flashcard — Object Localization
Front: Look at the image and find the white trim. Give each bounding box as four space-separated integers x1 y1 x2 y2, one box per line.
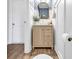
7 42 12 44
55 48 63 59
7 42 24 44
24 48 32 53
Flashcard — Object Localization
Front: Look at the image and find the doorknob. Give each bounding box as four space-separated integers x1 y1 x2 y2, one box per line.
24 21 27 23
68 37 72 42
12 23 15 26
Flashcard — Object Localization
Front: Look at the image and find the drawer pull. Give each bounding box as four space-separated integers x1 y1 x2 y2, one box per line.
42 29 44 31
47 29 51 30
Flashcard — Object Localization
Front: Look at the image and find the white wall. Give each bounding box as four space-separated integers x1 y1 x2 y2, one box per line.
7 0 13 44
24 0 34 53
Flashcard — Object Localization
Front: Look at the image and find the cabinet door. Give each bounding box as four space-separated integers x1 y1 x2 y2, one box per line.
42 27 53 47
40 28 45 47
33 27 41 47
44 27 53 47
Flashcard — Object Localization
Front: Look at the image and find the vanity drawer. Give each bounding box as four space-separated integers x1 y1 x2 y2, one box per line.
41 27 52 32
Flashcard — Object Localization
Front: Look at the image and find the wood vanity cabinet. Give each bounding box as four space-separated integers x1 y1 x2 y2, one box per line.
32 25 53 49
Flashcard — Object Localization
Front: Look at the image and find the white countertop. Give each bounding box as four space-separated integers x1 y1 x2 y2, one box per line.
33 19 52 25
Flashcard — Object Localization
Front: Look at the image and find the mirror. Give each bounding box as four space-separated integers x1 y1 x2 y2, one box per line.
38 2 49 19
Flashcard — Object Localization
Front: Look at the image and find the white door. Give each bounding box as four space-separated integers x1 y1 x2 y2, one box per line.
8 0 26 44
12 0 26 43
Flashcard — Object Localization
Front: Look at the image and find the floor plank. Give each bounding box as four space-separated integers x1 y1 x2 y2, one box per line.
7 44 59 59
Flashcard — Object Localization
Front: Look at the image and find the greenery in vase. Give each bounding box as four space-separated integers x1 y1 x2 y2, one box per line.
33 16 40 22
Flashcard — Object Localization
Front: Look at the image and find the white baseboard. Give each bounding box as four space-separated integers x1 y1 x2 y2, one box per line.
55 48 63 59
7 42 24 44
24 49 32 53
7 42 13 44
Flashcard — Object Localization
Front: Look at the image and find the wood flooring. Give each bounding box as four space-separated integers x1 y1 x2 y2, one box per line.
7 44 59 59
